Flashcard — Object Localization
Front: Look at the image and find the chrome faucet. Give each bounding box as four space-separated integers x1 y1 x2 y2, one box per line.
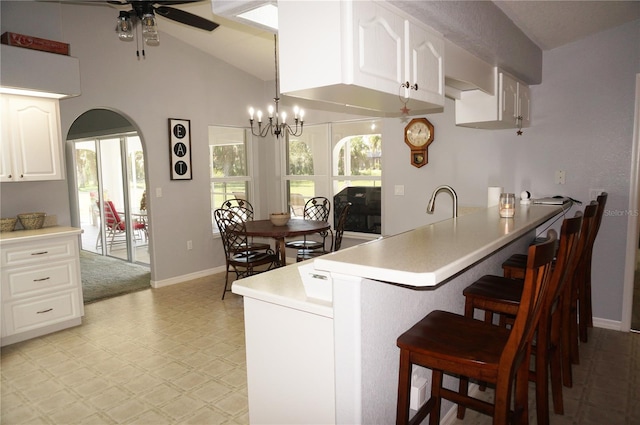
427 185 458 218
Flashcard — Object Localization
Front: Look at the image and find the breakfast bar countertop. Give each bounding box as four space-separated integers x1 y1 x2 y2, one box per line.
312 203 568 287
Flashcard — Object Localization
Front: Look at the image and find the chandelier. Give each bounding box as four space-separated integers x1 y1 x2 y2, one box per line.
248 34 304 138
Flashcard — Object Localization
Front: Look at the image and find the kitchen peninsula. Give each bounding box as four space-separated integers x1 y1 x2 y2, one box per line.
232 203 568 424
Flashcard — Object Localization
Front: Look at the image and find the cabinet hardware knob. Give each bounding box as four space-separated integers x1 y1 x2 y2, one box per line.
36 308 53 314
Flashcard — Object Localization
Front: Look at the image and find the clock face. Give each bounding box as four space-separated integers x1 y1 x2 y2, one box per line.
406 119 433 147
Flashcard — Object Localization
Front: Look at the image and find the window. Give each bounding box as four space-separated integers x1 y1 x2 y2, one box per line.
209 126 251 230
283 119 382 234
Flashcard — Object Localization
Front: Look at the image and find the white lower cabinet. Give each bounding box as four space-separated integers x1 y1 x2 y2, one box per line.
1 228 84 346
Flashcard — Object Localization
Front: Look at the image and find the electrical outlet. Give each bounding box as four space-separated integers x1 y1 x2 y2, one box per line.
156 187 163 198
187 240 193 250
554 170 566 185
394 185 405 196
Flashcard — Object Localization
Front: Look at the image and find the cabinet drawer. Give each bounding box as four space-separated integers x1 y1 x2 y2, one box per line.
1 237 75 267
3 290 80 336
2 259 77 299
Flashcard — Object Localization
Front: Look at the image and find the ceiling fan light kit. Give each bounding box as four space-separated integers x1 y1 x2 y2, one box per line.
111 1 219 56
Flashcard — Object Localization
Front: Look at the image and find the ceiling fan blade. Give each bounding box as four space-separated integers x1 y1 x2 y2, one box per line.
154 6 219 31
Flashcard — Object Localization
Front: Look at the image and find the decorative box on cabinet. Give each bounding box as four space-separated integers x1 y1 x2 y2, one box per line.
278 0 444 116
1 227 84 346
0 94 64 182
454 68 531 129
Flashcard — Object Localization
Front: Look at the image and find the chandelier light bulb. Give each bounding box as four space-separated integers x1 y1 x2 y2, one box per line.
249 107 255 120
299 109 305 122
268 105 274 118
257 110 263 123
281 111 287 124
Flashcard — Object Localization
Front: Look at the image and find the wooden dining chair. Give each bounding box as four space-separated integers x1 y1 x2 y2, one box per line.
396 231 557 425
285 196 331 251
461 212 583 425
214 208 279 300
296 202 351 262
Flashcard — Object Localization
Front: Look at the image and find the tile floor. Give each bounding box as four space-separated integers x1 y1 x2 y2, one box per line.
1 272 639 424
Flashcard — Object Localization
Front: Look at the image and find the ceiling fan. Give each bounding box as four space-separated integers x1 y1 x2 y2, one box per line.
109 1 219 32
109 0 219 56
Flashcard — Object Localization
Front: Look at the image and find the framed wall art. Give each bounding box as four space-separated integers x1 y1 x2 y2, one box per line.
169 118 192 180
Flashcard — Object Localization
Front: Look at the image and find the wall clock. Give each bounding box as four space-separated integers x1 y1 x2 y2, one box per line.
404 117 434 168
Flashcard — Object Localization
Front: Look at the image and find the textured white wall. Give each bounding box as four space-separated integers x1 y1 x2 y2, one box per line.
382 19 640 323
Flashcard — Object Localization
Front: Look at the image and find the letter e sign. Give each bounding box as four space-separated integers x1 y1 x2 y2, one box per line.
169 118 192 180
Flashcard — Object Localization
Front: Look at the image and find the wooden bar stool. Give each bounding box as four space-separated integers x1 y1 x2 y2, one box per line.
462 213 583 425
579 192 607 342
396 231 557 425
501 193 607 346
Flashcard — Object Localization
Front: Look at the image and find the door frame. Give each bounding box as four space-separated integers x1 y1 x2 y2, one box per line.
622 73 640 331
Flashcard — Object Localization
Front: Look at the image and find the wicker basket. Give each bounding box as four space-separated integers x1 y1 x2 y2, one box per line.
17 212 46 230
0 217 17 232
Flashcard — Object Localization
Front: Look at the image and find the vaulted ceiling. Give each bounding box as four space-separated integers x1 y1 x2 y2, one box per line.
76 1 640 82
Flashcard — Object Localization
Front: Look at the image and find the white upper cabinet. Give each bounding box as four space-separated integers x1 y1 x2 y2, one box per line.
454 68 531 129
1 94 64 182
278 0 444 116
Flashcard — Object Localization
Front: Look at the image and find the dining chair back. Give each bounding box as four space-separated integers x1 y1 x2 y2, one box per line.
286 196 331 252
221 198 255 221
296 202 351 262
396 230 557 425
214 208 278 300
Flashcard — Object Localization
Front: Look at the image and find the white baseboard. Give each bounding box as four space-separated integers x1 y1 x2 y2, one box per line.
151 266 226 288
593 316 622 331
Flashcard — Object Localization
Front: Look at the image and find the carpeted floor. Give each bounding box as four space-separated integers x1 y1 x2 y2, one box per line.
79 250 151 304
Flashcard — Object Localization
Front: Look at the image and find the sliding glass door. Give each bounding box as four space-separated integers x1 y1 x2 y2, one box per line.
73 134 148 264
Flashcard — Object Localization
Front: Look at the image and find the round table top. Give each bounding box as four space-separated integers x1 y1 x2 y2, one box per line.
243 219 330 238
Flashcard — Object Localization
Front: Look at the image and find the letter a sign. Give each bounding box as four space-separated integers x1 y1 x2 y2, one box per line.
169 118 192 180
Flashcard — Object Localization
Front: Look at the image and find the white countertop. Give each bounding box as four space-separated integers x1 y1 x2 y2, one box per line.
0 226 83 244
232 259 334 318
313 203 568 287
232 204 568 309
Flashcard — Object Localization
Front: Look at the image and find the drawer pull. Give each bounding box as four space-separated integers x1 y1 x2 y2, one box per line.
30 251 49 256
33 277 51 282
37 308 53 314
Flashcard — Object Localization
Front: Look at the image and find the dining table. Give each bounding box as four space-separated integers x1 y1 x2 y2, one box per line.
242 219 331 266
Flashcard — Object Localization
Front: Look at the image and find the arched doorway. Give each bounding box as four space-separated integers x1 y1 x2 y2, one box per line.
67 109 149 265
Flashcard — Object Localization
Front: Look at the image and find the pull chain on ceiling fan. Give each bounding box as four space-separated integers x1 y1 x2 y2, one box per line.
111 0 219 57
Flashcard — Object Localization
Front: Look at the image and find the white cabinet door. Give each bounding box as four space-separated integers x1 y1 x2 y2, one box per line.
500 72 519 126
406 19 444 105
455 69 531 129
351 0 404 93
279 0 444 115
1 95 63 182
518 83 531 127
